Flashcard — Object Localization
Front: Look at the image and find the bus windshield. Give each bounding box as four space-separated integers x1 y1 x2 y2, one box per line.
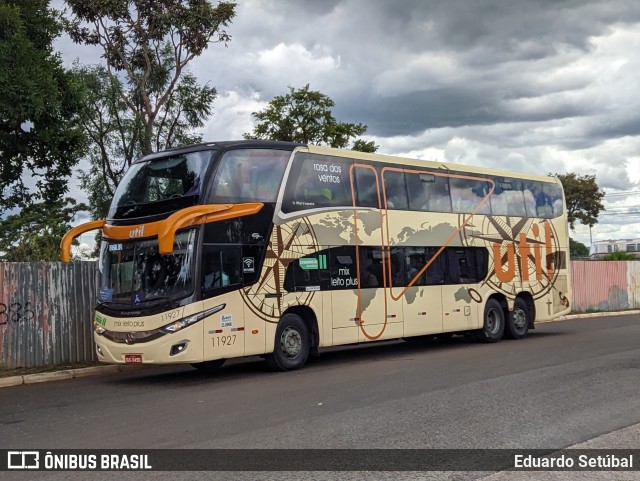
98 230 196 307
109 150 212 219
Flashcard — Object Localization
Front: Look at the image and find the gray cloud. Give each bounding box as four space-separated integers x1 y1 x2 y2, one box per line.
54 0 640 246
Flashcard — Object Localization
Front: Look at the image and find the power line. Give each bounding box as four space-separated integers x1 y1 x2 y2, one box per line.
604 191 640 197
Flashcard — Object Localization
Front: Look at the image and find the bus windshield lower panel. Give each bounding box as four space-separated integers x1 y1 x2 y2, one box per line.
98 229 196 307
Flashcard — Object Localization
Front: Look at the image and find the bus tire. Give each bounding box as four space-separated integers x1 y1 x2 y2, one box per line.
191 359 226 372
266 313 310 371
505 298 529 339
475 298 505 343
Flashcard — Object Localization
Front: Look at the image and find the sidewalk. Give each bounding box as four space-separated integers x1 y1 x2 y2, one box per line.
0 364 148 388
1 310 638 389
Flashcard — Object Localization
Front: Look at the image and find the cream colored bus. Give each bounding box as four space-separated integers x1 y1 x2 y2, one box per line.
62 140 571 371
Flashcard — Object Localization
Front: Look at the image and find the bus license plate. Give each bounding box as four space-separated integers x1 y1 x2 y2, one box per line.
125 354 143 364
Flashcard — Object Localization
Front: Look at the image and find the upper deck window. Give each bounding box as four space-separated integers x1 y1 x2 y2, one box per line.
405 170 452 213
524 181 563 218
209 149 291 203
282 152 354 213
449 177 492 215
109 150 212 219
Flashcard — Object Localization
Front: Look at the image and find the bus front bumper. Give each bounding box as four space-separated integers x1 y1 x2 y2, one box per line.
93 329 205 365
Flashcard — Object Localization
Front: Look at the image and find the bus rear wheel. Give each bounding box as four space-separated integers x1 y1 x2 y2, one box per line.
505 298 530 339
266 313 310 372
474 298 505 343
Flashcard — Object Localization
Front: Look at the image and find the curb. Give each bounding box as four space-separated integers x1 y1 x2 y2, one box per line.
0 364 145 389
556 309 640 321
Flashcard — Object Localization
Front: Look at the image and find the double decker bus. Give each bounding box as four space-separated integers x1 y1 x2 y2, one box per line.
62 140 571 371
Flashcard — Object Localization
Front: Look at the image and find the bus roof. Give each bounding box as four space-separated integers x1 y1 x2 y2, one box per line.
305 144 560 184
134 140 304 163
133 140 559 185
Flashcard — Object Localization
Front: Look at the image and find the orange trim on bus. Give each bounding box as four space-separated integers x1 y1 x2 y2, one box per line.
157 203 263 254
60 219 106 263
102 203 264 254
61 203 265 262
350 163 388 341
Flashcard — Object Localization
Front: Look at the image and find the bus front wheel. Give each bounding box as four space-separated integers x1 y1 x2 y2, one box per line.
266 313 310 371
475 298 505 343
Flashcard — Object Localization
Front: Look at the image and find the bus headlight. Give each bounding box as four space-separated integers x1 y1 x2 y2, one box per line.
160 304 226 334
94 321 106 335
162 313 200 333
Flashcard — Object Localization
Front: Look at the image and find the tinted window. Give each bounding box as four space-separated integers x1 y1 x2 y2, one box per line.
109 150 211 219
359 246 385 288
383 169 409 210
406 170 452 212
490 178 526 217
392 247 446 287
354 166 379 208
282 153 353 212
524 181 563 218
445 247 488 284
210 149 290 203
201 245 242 296
450 177 492 214
284 245 488 291
283 249 331 292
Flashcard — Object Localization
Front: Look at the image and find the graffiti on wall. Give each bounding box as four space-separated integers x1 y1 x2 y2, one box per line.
0 301 36 325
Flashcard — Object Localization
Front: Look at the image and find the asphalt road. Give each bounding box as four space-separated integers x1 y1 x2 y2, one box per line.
2 314 640 480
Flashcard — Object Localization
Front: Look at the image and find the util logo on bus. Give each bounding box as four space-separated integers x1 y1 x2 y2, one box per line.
492 221 555 283
129 225 145 239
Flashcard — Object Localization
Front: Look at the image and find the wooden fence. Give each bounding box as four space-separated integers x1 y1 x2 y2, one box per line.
0 260 638 369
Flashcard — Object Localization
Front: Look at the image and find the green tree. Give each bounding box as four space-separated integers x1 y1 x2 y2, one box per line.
569 238 589 258
244 84 378 152
554 173 605 230
0 198 87 261
0 0 86 260
65 0 236 218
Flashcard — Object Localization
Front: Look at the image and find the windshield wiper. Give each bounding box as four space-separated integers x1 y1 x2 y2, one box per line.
144 296 180 309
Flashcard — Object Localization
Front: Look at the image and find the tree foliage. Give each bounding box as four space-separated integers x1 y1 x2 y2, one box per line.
0 0 86 261
64 0 236 219
65 0 235 154
554 173 605 230
73 64 213 220
569 237 589 258
0 0 85 214
0 198 87 261
244 84 378 152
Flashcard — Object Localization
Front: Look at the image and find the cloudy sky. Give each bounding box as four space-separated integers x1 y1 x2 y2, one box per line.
57 0 640 249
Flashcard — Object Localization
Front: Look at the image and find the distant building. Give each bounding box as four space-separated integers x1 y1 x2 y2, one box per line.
590 238 640 259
